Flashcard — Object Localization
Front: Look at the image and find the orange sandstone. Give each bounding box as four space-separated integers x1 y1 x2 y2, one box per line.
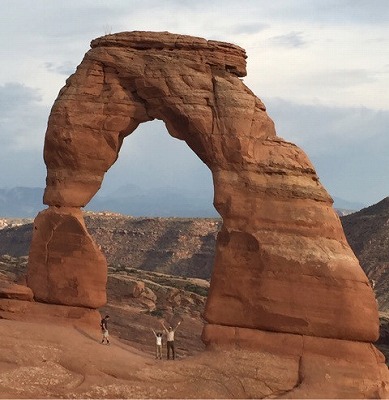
25 31 388 396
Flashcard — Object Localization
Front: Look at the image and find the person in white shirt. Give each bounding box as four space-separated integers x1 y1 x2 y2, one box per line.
100 315 110 345
161 321 181 360
152 329 163 359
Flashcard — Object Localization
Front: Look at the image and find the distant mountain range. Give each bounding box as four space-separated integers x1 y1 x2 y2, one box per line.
332 196 366 213
0 186 365 218
86 184 218 218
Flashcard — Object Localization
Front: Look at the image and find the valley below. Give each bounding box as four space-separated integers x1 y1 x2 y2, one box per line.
1 204 389 397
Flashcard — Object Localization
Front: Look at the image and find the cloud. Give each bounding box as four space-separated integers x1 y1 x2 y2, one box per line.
266 97 389 149
0 83 41 113
0 0 131 39
304 69 377 88
0 83 48 150
99 120 214 196
265 97 389 204
231 23 268 35
44 62 77 76
258 0 389 25
268 31 306 48
0 149 46 189
0 0 388 209
0 83 48 187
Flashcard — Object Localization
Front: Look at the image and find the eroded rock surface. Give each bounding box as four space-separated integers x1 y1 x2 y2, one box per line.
25 31 388 395
27 207 107 308
0 282 33 301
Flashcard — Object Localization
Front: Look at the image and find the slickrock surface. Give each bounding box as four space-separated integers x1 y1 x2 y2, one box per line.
0 282 33 301
0 316 388 399
1 255 389 397
21 31 389 395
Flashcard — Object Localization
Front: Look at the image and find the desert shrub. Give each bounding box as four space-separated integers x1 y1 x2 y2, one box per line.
183 284 208 297
149 308 164 317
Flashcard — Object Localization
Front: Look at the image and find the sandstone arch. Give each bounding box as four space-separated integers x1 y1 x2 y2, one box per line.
27 31 378 346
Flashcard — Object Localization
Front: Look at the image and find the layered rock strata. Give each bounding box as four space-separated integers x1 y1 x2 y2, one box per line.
26 31 388 393
28 207 107 307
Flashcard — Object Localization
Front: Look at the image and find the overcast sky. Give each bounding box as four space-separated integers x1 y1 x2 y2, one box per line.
0 0 388 207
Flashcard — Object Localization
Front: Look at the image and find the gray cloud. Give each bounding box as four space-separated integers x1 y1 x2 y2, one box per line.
0 83 41 114
0 0 388 210
305 69 377 88
99 120 213 196
259 0 389 25
268 31 306 48
44 62 77 76
0 83 47 187
265 97 389 204
1 84 388 207
231 23 268 35
1 0 130 38
0 83 47 149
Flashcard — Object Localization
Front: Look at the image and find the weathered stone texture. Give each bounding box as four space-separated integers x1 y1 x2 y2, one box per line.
27 207 106 308
0 282 33 301
26 31 387 394
202 324 389 398
30 30 378 330
0 298 101 327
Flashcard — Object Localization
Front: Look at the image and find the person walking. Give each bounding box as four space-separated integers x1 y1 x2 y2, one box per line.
100 314 110 345
152 329 163 359
161 320 181 360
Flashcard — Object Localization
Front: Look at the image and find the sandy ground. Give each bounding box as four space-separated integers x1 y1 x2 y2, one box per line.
1 307 389 399
0 317 301 399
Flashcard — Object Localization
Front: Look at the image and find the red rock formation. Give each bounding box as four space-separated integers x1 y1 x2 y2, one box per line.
28 207 106 308
0 298 100 327
202 324 389 398
0 282 33 301
26 31 388 394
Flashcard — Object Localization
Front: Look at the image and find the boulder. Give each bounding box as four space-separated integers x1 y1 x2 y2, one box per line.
27 207 107 308
0 298 100 327
0 281 33 301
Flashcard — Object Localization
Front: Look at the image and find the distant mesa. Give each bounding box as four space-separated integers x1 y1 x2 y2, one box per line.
21 31 388 396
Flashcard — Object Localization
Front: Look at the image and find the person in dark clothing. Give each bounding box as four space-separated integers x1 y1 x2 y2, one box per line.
101 315 110 345
161 321 181 360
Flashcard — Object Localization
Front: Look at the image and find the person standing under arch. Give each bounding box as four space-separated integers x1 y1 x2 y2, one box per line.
100 315 110 345
152 329 163 359
161 320 181 360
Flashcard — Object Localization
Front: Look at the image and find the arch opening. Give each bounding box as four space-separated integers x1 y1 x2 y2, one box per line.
87 119 218 218
27 31 379 348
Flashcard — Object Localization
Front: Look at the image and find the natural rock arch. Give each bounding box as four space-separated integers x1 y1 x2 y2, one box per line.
28 31 378 346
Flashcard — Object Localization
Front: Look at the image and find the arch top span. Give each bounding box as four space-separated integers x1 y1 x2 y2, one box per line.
43 30 276 208
29 32 379 350
90 31 248 77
